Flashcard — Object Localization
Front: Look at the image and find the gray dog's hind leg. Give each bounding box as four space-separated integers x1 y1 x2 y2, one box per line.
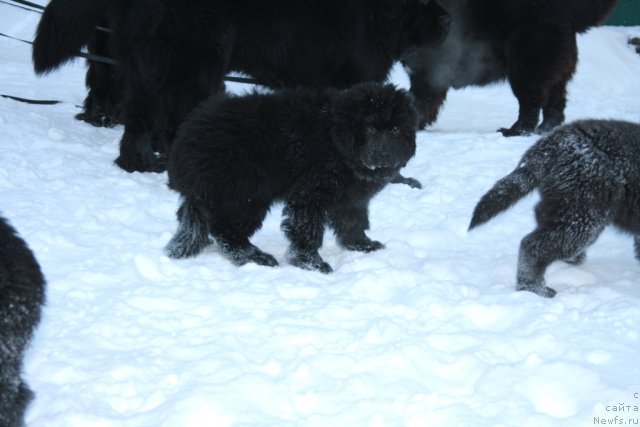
517 216 606 298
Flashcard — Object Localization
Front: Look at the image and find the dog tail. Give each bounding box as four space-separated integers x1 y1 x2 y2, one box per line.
165 198 211 259
468 161 539 230
33 0 111 74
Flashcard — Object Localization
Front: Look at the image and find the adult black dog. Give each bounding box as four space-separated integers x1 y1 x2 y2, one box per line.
402 0 618 136
165 83 418 273
0 215 46 426
469 119 640 297
33 0 450 173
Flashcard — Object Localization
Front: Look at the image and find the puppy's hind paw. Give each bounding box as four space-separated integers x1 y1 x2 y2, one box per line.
165 238 203 259
564 251 586 266
223 244 278 267
288 250 333 273
517 283 557 298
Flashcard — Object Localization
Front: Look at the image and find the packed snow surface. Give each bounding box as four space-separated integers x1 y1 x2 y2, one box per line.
1 4 639 426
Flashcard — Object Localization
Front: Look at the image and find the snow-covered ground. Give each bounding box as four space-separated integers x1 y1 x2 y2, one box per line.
1 3 639 426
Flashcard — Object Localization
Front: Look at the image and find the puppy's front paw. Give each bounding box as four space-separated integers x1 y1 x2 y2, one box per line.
390 173 422 189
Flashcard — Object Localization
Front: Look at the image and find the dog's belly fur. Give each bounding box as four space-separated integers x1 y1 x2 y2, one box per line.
415 30 507 90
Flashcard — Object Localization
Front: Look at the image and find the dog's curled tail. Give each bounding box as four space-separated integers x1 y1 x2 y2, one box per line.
33 0 110 74
165 198 210 259
468 163 538 230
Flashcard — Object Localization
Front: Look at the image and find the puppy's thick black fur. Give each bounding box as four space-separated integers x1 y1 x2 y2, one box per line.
402 0 617 136
166 83 418 273
469 119 640 297
33 0 450 173
0 216 45 426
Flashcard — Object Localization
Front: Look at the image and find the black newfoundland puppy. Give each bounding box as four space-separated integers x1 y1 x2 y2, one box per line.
0 215 46 426
469 119 640 297
165 83 418 273
33 0 450 173
402 0 618 136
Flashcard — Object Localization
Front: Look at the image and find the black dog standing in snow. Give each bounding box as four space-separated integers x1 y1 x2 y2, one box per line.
33 0 450 173
469 119 640 297
166 83 418 273
402 0 618 136
0 215 45 426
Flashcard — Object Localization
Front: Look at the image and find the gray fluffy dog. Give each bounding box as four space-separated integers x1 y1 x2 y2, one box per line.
469 119 640 297
0 215 45 426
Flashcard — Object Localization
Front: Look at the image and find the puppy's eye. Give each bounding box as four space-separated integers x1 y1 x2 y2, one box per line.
391 127 400 134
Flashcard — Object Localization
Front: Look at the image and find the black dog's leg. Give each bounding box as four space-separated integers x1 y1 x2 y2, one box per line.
516 232 558 298
115 128 165 173
501 26 577 137
500 29 546 137
390 172 422 189
329 202 384 253
537 37 577 134
209 202 278 268
499 108 540 137
165 198 212 259
282 195 332 273
406 69 448 130
564 251 586 265
76 22 122 128
537 81 568 134
216 237 278 267
0 374 33 427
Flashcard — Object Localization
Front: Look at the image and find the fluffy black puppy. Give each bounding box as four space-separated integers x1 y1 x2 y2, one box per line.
33 0 450 173
165 83 418 273
469 119 640 297
402 0 618 136
0 215 45 426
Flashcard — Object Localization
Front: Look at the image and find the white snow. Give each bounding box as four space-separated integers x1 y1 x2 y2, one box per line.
1 3 639 426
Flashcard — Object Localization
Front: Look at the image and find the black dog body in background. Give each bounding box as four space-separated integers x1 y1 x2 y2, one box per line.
33 0 450 173
166 83 419 273
469 119 640 297
402 0 618 136
0 216 45 427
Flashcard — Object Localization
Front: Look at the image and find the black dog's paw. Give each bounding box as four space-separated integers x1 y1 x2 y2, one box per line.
288 250 333 273
517 283 557 298
498 127 532 137
391 173 422 189
343 239 384 252
115 153 167 173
